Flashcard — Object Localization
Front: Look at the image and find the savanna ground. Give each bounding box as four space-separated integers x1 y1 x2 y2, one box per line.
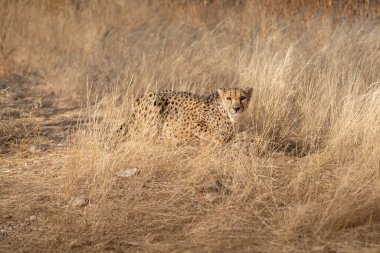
1 1 380 252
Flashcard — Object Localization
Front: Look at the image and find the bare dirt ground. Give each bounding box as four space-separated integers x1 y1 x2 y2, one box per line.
0 72 81 151
0 72 82 250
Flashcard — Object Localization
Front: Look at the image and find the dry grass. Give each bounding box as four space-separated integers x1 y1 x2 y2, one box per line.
1 1 380 252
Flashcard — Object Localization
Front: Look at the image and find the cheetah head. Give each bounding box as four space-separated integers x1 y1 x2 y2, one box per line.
217 87 253 122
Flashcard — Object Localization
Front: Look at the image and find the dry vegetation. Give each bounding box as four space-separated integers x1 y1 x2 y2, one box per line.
1 0 380 252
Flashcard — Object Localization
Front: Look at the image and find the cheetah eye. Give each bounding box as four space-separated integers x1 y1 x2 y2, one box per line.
226 97 232 101
241 96 246 100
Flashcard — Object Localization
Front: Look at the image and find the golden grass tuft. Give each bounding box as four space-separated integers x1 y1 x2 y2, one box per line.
1 1 380 252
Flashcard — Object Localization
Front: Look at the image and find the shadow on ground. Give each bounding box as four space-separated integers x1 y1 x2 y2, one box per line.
0 71 85 154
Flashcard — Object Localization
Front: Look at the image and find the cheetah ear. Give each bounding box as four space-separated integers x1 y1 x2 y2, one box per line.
217 88 225 97
245 87 253 96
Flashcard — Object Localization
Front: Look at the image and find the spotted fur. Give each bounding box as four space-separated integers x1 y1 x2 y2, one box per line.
118 87 253 144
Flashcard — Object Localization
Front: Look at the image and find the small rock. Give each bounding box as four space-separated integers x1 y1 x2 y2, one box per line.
204 192 220 202
311 246 324 252
0 229 7 237
36 195 50 202
29 145 48 153
69 196 89 207
29 215 37 221
116 168 139 178
311 245 337 253
323 245 337 253
29 145 43 153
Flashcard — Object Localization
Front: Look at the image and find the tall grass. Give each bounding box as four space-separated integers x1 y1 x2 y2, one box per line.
1 0 380 252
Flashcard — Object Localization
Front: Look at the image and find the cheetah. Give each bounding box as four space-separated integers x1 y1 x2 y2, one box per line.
117 87 253 145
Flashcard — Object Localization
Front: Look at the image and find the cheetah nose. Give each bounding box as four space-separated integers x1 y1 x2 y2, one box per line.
233 106 241 112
